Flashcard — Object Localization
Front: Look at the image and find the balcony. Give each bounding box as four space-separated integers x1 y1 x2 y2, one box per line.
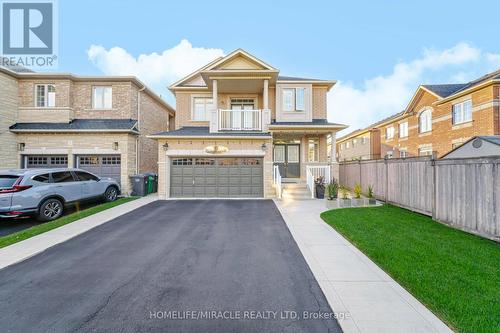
210 108 271 132
218 109 262 131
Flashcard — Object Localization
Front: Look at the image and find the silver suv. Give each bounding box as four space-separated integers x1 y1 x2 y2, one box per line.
0 168 120 221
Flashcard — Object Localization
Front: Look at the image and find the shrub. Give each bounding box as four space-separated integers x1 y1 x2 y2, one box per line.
353 183 362 199
367 185 374 198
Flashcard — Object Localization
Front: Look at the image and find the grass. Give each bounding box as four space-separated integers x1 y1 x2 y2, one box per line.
320 205 500 333
0 197 138 249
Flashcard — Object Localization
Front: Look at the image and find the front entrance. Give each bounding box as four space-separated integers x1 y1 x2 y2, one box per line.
274 144 300 178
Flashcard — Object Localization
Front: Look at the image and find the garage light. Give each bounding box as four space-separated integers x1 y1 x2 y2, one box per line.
113 142 119 150
261 143 267 151
18 143 25 151
162 142 169 151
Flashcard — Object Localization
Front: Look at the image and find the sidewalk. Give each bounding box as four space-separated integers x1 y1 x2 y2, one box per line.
0 195 158 270
274 199 453 333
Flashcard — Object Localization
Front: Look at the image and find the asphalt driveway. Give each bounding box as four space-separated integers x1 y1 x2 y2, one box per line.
0 200 341 332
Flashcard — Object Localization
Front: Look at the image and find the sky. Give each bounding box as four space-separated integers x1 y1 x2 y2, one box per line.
53 0 500 134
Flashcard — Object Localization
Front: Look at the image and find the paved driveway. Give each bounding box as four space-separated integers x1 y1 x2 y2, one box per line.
0 200 341 332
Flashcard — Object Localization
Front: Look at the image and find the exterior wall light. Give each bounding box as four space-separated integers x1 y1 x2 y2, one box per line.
18 143 25 151
162 142 169 151
261 143 267 151
113 142 119 150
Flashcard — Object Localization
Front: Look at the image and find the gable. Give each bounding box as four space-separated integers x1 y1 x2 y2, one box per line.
405 87 440 114
214 55 267 70
183 74 206 87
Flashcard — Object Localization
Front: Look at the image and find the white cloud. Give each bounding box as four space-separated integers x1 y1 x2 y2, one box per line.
87 39 224 99
329 42 499 135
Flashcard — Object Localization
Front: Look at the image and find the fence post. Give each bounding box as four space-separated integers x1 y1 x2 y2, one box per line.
358 160 362 187
384 156 389 202
431 152 437 220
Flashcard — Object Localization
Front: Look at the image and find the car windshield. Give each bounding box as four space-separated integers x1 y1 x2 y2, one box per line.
0 175 19 189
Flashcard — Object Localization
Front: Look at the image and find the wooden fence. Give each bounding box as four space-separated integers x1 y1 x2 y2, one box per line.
338 156 500 241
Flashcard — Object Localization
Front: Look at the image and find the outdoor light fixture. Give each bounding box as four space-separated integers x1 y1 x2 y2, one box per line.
261 143 267 151
162 142 169 151
113 142 119 150
18 143 25 151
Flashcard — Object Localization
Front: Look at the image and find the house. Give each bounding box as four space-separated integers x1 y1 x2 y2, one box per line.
149 49 347 198
379 70 500 158
0 66 175 194
442 136 500 158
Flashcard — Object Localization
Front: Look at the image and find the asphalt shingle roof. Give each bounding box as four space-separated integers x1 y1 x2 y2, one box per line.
422 84 467 98
277 76 326 82
10 119 138 131
152 126 272 137
270 119 345 126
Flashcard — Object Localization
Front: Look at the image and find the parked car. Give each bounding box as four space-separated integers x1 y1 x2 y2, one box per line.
0 168 120 221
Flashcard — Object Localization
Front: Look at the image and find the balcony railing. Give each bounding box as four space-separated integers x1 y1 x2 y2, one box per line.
218 109 262 131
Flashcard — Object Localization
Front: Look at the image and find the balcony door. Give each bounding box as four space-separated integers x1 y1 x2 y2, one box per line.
274 144 300 178
230 98 256 130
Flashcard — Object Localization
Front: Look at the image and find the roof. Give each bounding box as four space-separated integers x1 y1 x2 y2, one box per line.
421 84 467 98
10 119 139 132
0 58 35 73
337 110 405 142
150 126 272 138
441 136 500 158
277 76 326 82
270 119 346 127
450 70 500 96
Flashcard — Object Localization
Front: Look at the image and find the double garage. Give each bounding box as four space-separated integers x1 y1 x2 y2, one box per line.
23 154 122 185
169 157 263 198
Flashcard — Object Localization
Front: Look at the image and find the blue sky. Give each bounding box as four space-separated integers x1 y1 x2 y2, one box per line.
55 0 500 133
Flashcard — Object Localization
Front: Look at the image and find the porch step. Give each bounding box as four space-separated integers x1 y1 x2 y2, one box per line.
281 182 314 200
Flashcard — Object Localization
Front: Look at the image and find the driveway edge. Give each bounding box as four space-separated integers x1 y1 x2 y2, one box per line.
0 195 158 270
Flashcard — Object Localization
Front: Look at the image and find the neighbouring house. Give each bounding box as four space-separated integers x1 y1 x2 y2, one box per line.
442 136 500 158
338 70 500 160
0 66 175 194
149 49 347 198
379 70 500 158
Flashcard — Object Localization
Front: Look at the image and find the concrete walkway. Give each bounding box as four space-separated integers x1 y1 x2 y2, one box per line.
274 199 453 333
0 195 158 270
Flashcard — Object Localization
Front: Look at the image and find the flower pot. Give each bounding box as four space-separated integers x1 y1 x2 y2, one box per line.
368 198 377 205
326 199 339 209
352 198 364 207
315 185 325 199
340 198 351 207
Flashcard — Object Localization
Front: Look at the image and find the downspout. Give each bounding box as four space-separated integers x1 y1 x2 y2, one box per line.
136 85 146 174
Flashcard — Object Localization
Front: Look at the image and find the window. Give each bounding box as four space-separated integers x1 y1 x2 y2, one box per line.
172 158 193 166
346 141 350 149
419 146 433 156
92 86 112 109
340 143 345 151
386 126 395 140
33 174 50 183
74 171 99 181
0 175 20 189
352 139 357 146
51 171 75 183
419 109 432 133
400 149 408 158
386 151 393 159
36 84 56 107
308 138 319 162
192 97 213 121
361 137 367 144
282 88 305 111
399 122 408 138
452 100 472 125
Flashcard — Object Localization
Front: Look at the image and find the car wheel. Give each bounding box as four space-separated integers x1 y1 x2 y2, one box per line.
38 198 63 222
104 186 118 202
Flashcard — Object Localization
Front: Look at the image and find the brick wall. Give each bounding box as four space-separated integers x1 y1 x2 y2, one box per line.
0 71 18 168
312 86 328 119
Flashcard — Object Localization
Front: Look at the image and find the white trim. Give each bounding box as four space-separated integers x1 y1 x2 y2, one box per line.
190 94 213 121
165 149 266 157
92 85 113 109
148 135 272 139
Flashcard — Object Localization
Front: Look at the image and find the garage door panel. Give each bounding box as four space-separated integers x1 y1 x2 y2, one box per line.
26 155 68 168
77 155 121 185
170 157 263 198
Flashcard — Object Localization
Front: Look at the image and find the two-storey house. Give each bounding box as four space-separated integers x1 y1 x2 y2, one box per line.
150 49 347 198
0 67 175 194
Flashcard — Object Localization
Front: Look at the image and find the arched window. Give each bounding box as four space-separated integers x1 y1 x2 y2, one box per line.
419 109 432 133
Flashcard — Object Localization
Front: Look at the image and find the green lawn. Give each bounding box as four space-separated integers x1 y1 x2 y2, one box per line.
0 197 138 249
320 205 500 333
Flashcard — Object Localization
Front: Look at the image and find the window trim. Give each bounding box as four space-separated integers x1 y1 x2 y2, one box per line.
307 138 320 162
92 86 113 109
191 95 213 122
35 84 56 108
418 109 432 133
452 99 472 125
282 87 306 112
386 126 395 140
399 122 408 138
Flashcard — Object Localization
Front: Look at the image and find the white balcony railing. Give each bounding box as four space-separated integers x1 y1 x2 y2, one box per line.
218 109 262 131
273 165 282 199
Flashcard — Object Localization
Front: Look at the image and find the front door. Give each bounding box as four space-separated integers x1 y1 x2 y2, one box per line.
274 144 300 178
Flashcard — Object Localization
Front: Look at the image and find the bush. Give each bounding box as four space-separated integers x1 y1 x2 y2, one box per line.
353 183 362 199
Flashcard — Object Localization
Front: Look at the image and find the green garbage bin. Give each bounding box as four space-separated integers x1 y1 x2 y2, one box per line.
147 175 154 194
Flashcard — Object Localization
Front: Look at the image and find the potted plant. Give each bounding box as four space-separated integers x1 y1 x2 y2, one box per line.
315 176 325 199
339 186 351 207
326 179 339 200
367 185 376 205
352 183 364 206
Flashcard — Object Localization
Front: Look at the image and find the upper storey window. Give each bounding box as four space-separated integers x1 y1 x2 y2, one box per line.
399 122 408 138
36 84 55 107
93 86 112 109
386 126 395 140
452 100 472 125
419 109 432 133
193 97 213 121
282 88 305 112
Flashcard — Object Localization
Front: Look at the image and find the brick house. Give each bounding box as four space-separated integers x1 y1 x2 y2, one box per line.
0 67 175 194
337 70 500 159
149 49 347 199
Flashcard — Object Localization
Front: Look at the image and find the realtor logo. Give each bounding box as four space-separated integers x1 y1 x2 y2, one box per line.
1 0 58 67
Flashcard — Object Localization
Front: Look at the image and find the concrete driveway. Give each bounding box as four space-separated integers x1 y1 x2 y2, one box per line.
0 200 341 332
